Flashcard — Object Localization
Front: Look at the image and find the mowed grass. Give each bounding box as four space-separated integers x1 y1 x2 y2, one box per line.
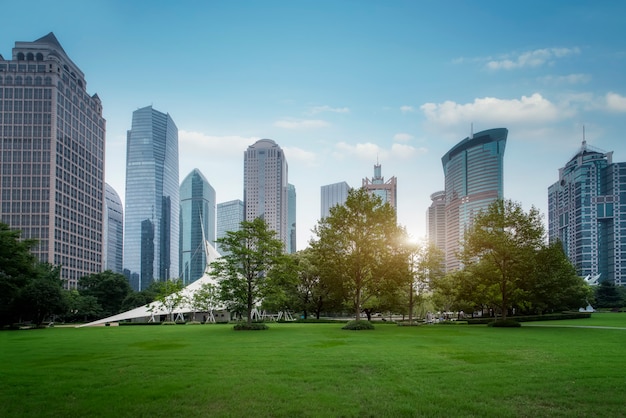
1 314 625 418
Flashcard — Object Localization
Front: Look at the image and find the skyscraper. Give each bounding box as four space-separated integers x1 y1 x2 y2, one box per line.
288 183 296 254
124 106 179 291
362 163 397 210
0 33 106 289
104 183 123 274
426 190 446 254
179 168 215 285
441 128 507 271
548 140 626 285
243 139 288 250
320 181 351 219
216 199 244 256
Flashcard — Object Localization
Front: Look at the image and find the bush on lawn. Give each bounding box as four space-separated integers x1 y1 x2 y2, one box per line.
342 320 375 330
233 322 269 331
488 319 521 327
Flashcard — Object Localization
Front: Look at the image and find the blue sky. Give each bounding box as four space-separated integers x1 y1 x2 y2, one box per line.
2 1 626 250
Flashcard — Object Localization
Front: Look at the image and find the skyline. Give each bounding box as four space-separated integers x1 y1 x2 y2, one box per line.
2 1 625 250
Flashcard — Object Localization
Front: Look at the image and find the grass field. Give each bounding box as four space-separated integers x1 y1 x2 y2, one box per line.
1 313 625 417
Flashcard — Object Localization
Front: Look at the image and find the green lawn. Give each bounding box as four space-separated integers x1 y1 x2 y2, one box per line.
1 314 625 417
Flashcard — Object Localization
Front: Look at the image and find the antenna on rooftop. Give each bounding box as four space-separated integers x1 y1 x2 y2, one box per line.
582 125 587 149
470 122 474 139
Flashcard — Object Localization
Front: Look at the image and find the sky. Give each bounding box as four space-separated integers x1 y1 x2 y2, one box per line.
2 1 626 250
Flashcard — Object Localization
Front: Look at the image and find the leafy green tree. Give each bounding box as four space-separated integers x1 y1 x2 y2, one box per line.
529 241 591 313
64 290 102 322
149 279 184 322
210 218 286 327
17 264 67 326
310 188 408 321
405 240 445 323
191 282 220 322
594 280 624 309
461 199 544 320
120 282 159 312
0 223 39 325
78 271 133 317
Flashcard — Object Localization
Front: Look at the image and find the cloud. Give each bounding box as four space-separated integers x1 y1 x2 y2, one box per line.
400 105 416 114
393 133 414 142
606 92 626 112
282 146 318 167
333 141 425 161
539 73 591 85
486 47 581 70
391 143 425 159
309 105 350 114
179 130 258 156
420 93 572 128
274 119 330 129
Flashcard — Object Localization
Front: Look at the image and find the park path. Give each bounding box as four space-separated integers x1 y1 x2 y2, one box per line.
524 324 626 330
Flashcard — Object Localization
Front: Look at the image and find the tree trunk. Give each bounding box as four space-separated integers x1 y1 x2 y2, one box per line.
408 282 414 324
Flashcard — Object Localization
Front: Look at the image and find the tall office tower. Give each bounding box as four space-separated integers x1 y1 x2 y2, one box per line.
426 190 446 254
362 163 397 210
288 183 296 254
243 139 288 250
441 128 507 271
216 199 244 255
0 33 106 289
548 140 626 285
179 168 215 285
104 183 123 274
320 181 351 219
124 106 179 291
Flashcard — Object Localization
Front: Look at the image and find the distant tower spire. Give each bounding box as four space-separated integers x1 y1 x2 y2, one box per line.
582 125 586 149
470 123 474 139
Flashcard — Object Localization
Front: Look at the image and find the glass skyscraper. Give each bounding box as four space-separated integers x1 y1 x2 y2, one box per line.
320 181 351 219
104 183 123 274
243 139 288 250
548 140 626 285
441 128 507 271
362 163 397 210
179 168 215 285
288 183 296 253
216 199 244 256
426 190 446 255
124 106 179 291
0 33 106 288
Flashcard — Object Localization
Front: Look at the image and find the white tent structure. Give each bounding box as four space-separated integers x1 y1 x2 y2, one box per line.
79 241 224 327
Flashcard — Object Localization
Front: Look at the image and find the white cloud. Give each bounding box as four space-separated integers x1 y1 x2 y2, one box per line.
179 130 258 157
400 105 416 114
335 141 382 161
391 143 425 159
606 92 626 112
486 47 580 70
309 105 350 114
420 93 571 128
283 146 318 167
393 133 414 142
539 73 591 85
274 119 330 129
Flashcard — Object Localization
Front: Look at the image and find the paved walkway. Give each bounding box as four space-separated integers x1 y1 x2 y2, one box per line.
523 324 626 330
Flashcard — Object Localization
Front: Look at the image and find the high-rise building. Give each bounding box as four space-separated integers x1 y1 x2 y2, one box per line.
0 33 106 289
362 163 397 210
288 183 296 253
426 190 446 254
179 168 215 285
243 139 288 250
548 140 626 285
124 106 179 291
216 199 244 256
320 181 351 219
104 183 123 274
441 128 507 271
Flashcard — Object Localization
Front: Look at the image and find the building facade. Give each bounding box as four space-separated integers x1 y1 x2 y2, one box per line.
179 168 215 285
441 128 507 271
216 199 244 256
243 139 288 250
0 33 106 288
124 106 179 291
426 190 446 255
104 183 123 274
362 163 397 210
548 140 626 285
320 181 351 219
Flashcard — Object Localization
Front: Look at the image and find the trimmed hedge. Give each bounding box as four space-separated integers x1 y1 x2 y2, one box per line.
233 322 269 331
466 312 592 325
488 319 521 328
342 320 375 330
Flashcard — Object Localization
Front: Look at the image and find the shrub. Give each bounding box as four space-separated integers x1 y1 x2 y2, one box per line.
342 320 375 330
488 319 521 328
186 321 202 325
161 321 177 325
233 322 269 331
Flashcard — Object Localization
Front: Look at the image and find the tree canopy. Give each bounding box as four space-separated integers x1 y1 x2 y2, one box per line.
310 188 407 321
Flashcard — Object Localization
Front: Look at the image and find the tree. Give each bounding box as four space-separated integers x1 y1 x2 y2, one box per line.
405 240 445 323
0 223 39 325
594 280 624 309
63 290 102 322
78 271 133 317
209 218 286 327
310 188 408 321
149 279 184 322
17 264 67 326
461 199 545 320
191 282 220 323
